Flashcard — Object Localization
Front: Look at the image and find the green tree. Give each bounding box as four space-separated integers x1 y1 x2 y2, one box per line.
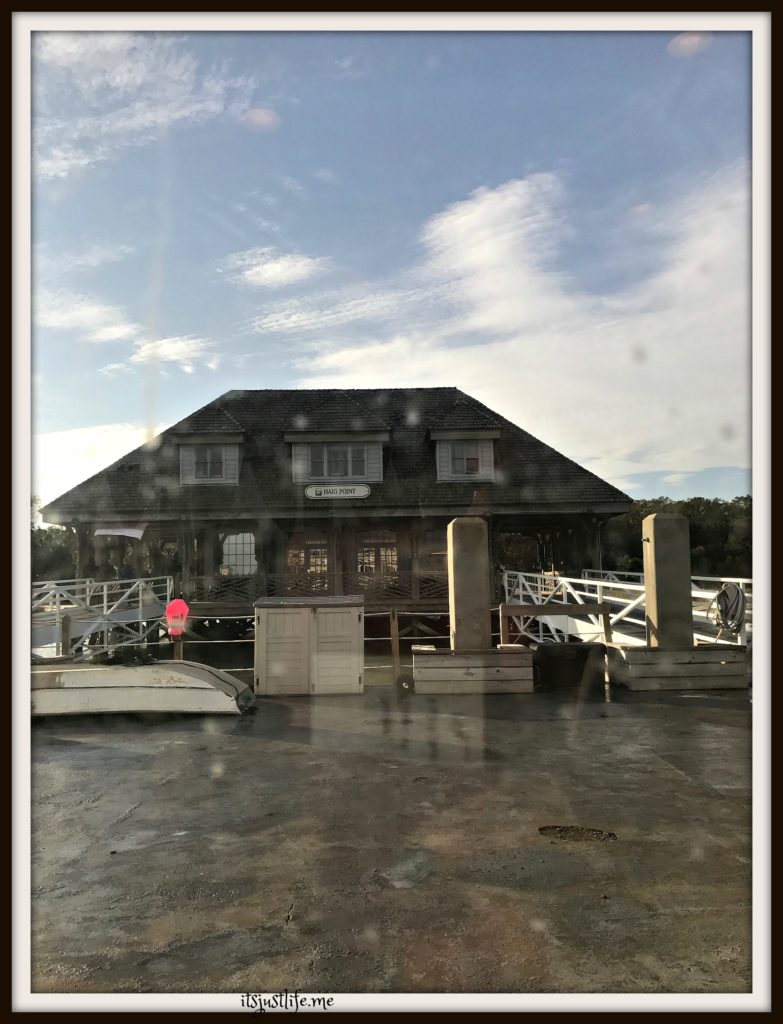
31 496 75 581
603 495 751 579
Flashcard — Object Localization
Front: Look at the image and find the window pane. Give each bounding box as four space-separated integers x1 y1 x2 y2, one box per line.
194 447 210 478
465 457 479 474
287 548 305 571
221 532 257 574
379 546 398 572
351 444 366 476
310 444 324 477
208 446 224 478
308 546 328 573
357 547 376 573
327 445 348 476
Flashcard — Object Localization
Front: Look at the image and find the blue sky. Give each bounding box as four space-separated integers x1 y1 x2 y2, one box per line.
29 24 755 512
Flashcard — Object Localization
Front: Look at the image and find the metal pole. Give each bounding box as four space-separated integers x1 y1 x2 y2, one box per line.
390 608 401 683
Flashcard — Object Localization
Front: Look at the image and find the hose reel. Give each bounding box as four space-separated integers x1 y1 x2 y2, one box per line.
706 582 747 641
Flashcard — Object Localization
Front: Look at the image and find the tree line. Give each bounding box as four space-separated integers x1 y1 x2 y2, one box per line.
602 495 752 578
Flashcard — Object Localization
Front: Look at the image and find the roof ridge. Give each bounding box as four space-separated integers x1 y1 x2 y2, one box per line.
340 390 392 429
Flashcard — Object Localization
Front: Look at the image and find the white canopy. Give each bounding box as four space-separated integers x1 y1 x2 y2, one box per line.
93 524 147 541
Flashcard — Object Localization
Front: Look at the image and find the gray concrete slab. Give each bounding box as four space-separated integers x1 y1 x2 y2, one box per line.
31 683 751 994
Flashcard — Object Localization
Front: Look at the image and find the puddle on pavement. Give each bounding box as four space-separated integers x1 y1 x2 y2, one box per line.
538 825 619 842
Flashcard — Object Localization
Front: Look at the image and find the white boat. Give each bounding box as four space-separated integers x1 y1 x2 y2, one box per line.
31 660 255 716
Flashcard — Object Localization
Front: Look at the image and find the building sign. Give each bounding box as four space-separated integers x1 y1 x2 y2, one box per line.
305 484 371 499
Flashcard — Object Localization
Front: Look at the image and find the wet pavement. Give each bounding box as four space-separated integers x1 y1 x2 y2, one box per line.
31 681 752 994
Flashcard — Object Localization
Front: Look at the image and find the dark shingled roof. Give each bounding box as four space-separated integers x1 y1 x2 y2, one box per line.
169 402 246 435
436 397 502 431
285 392 391 433
42 387 632 522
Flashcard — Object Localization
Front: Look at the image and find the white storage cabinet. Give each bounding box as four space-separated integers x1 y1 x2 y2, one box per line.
253 596 364 696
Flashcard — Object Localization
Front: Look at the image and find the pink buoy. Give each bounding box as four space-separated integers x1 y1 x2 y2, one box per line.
165 598 190 637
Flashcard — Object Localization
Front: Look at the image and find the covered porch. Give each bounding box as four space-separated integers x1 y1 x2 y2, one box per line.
73 512 608 613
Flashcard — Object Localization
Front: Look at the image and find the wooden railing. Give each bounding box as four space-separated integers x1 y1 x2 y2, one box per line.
183 571 449 605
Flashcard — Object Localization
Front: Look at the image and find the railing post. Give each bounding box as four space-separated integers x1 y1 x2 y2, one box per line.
499 607 510 645
60 614 71 658
390 608 401 683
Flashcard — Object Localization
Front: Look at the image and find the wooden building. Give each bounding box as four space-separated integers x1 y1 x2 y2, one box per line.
40 387 632 610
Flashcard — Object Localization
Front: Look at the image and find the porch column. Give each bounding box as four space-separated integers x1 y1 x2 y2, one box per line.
178 524 192 597
254 521 268 597
130 536 145 577
410 521 423 601
93 534 109 580
201 524 217 577
332 522 343 595
76 526 95 578
578 519 602 572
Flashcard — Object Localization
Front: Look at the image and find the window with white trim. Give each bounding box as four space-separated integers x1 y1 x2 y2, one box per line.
309 443 367 480
436 439 495 481
180 444 239 484
450 442 480 476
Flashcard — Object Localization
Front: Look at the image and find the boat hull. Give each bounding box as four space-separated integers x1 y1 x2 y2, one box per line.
31 660 255 716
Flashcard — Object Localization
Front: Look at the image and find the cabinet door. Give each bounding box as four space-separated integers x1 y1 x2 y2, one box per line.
256 608 310 694
311 607 363 694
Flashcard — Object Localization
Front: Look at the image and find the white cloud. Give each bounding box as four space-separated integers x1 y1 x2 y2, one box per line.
252 286 419 333
33 33 256 180
128 336 211 374
36 286 217 374
34 421 171 513
314 167 338 184
332 56 368 80
34 289 141 343
34 240 134 285
281 175 306 195
662 472 692 486
219 246 327 289
97 362 133 377
286 165 750 488
89 323 140 343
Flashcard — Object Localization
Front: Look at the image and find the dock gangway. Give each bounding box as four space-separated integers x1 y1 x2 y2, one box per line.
32 576 173 656
502 570 751 648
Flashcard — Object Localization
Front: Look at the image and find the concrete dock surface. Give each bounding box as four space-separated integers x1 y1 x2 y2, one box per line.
31 682 751 995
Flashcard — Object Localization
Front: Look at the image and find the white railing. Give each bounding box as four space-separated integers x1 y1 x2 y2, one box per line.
505 571 751 647
581 568 645 586
31 576 173 655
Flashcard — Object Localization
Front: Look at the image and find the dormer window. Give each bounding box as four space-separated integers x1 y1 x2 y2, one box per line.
289 436 384 483
195 445 226 480
433 436 496 481
310 443 367 479
180 444 239 484
450 442 480 476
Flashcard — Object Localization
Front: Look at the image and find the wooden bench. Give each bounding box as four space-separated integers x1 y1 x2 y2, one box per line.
499 601 613 644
